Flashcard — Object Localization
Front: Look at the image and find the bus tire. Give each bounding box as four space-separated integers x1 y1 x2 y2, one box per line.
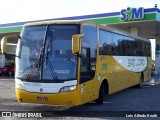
135 73 143 88
95 83 104 104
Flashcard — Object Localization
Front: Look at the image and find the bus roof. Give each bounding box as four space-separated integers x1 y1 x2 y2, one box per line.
24 20 83 26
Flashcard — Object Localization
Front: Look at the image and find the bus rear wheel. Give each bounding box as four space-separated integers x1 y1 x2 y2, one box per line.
95 83 104 104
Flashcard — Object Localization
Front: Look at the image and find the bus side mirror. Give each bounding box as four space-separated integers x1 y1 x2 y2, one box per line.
1 37 7 54
72 34 83 55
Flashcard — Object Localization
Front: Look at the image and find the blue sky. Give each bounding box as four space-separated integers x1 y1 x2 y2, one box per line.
0 0 159 24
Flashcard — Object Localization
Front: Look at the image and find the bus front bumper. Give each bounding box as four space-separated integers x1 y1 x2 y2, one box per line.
16 88 82 106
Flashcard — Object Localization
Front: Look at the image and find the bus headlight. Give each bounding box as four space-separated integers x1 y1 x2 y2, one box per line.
60 85 77 92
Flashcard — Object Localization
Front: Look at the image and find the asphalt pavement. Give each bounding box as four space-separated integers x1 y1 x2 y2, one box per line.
0 75 160 119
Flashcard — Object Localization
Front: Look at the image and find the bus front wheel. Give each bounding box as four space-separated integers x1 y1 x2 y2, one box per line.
95 83 104 104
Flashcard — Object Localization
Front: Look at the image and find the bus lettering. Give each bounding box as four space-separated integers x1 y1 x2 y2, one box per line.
128 59 135 67
136 59 145 66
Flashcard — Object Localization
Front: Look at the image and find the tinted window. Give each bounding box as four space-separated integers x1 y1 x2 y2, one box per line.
99 29 151 56
123 36 134 56
99 30 113 55
113 33 124 55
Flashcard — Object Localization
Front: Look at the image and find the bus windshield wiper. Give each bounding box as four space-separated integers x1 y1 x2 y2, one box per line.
38 48 44 68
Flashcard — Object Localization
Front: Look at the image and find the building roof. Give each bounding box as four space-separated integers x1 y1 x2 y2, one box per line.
0 7 160 41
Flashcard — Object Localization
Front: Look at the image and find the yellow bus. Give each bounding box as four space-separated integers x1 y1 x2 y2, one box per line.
1 21 152 106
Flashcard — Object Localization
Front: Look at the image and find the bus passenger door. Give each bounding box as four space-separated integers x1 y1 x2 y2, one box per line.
80 47 98 104
80 24 98 104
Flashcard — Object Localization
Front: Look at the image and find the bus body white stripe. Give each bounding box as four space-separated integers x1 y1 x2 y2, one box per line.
15 79 77 93
113 56 147 72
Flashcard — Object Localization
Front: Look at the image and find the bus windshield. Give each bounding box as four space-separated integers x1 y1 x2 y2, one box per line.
15 24 79 81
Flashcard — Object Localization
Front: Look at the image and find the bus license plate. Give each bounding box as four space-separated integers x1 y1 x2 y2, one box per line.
37 97 48 101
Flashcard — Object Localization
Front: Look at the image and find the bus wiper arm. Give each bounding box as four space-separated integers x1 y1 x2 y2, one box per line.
38 48 44 68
